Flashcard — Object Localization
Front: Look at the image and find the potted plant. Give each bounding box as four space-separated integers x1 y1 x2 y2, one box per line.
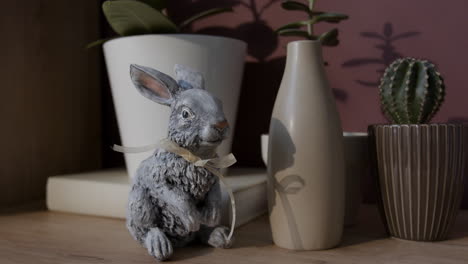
275 0 348 46
267 0 348 250
94 0 247 178
369 57 468 241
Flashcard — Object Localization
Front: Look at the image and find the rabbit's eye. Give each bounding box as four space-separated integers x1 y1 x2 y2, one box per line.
181 108 194 119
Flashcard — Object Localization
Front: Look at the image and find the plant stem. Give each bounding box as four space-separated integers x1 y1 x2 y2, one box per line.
309 0 316 12
307 0 315 37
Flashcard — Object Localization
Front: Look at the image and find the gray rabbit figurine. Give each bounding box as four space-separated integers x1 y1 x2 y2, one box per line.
126 64 233 261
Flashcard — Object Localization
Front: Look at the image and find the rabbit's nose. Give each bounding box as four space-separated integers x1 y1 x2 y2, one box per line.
213 120 229 130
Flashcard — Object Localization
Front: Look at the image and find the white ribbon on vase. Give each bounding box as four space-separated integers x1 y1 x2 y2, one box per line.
112 138 237 242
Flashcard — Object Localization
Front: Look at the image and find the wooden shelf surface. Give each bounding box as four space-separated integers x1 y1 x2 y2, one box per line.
1 204 468 264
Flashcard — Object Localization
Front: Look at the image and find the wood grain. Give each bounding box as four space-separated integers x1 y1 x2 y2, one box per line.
0 1 102 207
1 205 467 264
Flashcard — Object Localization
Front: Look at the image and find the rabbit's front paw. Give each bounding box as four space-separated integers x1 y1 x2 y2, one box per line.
180 210 200 233
201 205 220 227
207 226 233 249
145 228 173 261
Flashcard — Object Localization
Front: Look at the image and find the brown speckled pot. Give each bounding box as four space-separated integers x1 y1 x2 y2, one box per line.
369 124 468 241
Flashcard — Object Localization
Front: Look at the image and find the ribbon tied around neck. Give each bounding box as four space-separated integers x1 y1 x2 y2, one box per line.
112 138 237 242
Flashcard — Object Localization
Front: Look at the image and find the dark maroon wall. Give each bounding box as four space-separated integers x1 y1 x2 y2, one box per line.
164 0 468 207
102 0 468 207
170 0 468 167
185 0 468 126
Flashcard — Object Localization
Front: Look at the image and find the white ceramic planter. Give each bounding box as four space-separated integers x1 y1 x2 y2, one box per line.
103 34 246 178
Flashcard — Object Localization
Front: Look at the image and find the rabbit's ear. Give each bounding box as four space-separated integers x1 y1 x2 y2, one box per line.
130 64 179 106
174 64 205 90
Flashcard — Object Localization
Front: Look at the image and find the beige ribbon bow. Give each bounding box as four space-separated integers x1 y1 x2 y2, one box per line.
112 139 237 242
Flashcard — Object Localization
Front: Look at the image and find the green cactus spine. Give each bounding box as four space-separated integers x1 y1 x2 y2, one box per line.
379 58 445 124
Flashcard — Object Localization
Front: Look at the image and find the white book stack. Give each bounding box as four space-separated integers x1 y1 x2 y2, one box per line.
46 168 267 228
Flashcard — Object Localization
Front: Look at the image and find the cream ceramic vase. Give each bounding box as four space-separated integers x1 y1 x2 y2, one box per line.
268 40 345 250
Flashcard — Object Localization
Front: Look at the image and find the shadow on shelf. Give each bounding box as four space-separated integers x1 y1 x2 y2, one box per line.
172 245 215 261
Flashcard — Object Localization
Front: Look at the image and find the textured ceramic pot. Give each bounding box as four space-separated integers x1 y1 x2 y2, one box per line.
262 133 367 227
268 40 345 250
103 34 246 178
369 124 468 241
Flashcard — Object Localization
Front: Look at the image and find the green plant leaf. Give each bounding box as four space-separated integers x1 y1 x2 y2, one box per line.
276 20 315 32
85 38 113 49
319 28 339 46
179 7 233 29
277 29 312 39
276 14 348 34
137 0 166 10
315 13 349 23
281 1 311 15
102 0 178 36
308 0 316 10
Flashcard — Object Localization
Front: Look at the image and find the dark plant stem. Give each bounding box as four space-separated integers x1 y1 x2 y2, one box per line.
250 0 260 21
307 0 315 37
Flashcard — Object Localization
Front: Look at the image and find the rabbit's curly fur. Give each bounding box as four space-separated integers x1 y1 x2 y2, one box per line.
125 64 232 261
127 151 217 242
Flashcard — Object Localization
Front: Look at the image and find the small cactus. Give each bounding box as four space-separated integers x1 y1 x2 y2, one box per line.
379 58 445 124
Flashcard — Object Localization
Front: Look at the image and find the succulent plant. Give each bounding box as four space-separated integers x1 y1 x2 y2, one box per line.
276 0 349 46
379 58 445 124
87 0 232 48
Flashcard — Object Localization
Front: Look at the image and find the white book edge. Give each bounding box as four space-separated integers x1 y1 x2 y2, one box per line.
46 169 130 219
46 168 267 228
